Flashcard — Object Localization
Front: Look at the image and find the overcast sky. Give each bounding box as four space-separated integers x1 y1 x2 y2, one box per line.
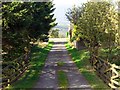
52 0 119 27
53 0 88 26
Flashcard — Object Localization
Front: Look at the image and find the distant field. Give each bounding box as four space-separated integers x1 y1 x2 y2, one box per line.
53 24 69 37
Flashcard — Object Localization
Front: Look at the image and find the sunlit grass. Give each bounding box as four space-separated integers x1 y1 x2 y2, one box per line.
65 43 111 90
57 70 68 90
9 42 53 90
57 61 65 66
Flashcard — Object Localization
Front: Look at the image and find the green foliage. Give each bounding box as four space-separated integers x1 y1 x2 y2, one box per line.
49 29 59 38
2 2 56 61
57 61 65 66
58 70 68 89
66 2 119 64
77 2 118 47
66 2 118 47
65 43 111 89
99 47 120 65
29 2 57 39
8 42 53 89
65 5 83 25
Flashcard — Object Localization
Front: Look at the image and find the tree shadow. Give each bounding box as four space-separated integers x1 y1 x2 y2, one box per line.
9 43 53 90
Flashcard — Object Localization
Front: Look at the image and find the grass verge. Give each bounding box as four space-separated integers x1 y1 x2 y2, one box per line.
57 70 68 89
8 42 53 90
65 43 111 90
57 61 65 66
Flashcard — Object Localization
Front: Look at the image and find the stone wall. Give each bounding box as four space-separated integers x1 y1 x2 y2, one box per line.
73 40 86 50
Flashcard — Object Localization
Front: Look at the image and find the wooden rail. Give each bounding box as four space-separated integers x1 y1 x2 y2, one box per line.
1 51 31 89
90 54 120 89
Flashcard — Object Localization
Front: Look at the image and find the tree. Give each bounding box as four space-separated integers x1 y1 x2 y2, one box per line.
49 29 59 38
65 5 83 41
66 1 118 64
65 5 83 25
2 1 57 61
2 2 32 61
76 2 118 62
29 2 57 40
117 1 120 46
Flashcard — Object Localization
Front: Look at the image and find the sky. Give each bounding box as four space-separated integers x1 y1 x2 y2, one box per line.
52 0 119 37
52 0 119 27
53 0 88 27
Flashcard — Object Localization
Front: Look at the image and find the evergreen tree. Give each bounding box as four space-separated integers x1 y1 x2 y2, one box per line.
2 1 56 61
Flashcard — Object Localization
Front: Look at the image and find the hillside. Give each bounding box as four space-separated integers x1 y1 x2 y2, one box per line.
53 24 69 37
